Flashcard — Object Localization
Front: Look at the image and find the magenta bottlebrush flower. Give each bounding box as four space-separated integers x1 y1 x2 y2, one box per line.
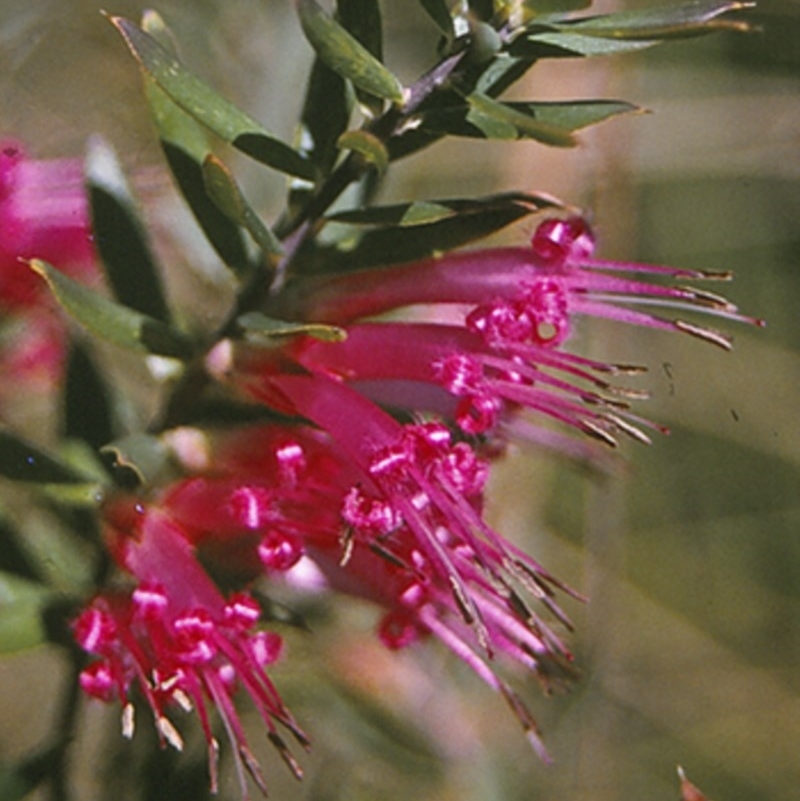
75 499 308 797
72 215 759 788
0 139 95 308
193 214 760 764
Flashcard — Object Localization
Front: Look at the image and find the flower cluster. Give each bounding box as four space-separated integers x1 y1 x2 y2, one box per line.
65 213 758 793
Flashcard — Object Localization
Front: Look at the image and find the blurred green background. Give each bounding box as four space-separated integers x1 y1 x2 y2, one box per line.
1 1 798 799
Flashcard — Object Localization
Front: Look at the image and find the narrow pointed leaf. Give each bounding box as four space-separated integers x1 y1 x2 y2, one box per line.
62 340 114 449
108 15 315 180
559 0 753 40
337 0 385 116
308 192 560 272
502 99 639 131
237 312 347 343
337 130 389 174
202 155 284 260
295 0 405 104
516 30 658 57
0 429 89 484
140 56 250 273
29 260 193 359
434 93 579 146
0 516 41 581
86 137 171 323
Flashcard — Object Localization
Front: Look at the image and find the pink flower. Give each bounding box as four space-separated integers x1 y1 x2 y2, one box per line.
0 139 95 308
74 501 308 797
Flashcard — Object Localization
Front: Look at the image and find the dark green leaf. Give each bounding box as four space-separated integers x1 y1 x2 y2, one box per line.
337 0 383 60
62 340 114 450
337 130 389 174
0 429 88 484
296 59 351 178
0 762 37 801
559 0 753 39
0 515 41 581
86 137 171 324
338 0 385 115
308 191 560 272
100 433 172 488
237 312 347 343
295 0 405 104
517 30 659 58
29 260 193 360
0 571 54 653
202 155 284 261
415 0 455 36
161 143 251 273
108 15 315 180
420 92 577 146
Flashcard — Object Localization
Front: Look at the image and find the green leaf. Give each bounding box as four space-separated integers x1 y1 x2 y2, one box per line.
310 191 560 272
522 0 592 16
202 155 284 261
517 30 658 58
422 92 578 146
108 15 315 180
161 143 251 274
295 0 405 105
296 59 351 179
29 260 193 360
100 433 173 488
415 0 455 36
337 130 389 174
337 0 386 116
0 429 88 484
237 312 347 343
62 340 115 450
85 137 171 324
504 99 640 131
559 0 753 40
0 571 54 654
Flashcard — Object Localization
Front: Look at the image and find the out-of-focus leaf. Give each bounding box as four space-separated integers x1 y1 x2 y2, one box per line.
0 571 54 654
0 429 88 484
0 515 40 581
295 0 405 104
415 0 455 36
62 340 114 451
308 191 560 272
28 260 193 360
100 433 172 488
337 130 389 174
202 155 283 261
558 0 753 39
108 15 315 180
0 762 36 801
86 137 171 323
468 0 494 22
414 92 578 145
238 312 346 343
